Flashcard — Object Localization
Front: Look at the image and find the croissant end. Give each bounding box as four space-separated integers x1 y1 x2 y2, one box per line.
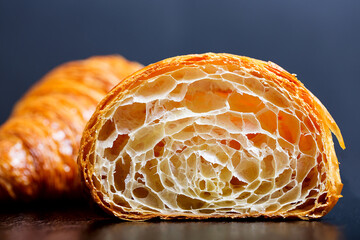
78 53 343 220
0 55 142 200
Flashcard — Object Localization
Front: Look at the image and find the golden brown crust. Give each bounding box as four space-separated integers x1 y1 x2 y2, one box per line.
78 53 344 220
0 55 142 200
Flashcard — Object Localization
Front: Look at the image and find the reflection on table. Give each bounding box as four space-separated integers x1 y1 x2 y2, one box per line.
0 206 343 240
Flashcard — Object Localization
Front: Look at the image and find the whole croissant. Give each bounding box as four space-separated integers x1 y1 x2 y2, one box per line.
0 55 142 200
79 53 344 220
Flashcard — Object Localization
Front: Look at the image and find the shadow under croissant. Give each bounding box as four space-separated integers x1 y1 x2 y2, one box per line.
0 201 344 240
83 220 343 240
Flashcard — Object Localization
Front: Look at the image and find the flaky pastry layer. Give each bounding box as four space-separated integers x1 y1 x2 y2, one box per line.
78 53 344 220
0 55 142 200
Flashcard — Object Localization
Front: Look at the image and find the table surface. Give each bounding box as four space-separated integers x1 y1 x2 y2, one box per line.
0 185 359 240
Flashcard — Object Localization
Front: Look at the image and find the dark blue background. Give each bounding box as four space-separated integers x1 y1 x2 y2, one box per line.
0 0 359 239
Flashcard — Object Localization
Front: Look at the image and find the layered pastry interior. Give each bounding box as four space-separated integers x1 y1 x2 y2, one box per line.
85 59 341 219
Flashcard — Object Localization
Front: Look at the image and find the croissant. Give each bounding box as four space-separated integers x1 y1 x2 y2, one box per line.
0 55 142 200
78 53 345 220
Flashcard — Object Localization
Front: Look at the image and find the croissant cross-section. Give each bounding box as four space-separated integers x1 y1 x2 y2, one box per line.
79 53 344 220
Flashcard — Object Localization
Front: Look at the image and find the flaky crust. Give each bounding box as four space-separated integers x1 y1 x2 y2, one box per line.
78 53 344 220
0 55 142 200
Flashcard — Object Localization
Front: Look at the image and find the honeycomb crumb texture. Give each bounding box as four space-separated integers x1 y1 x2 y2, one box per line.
93 65 328 217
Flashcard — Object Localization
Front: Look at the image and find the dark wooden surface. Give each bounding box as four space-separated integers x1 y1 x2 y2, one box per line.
0 203 345 240
0 185 359 240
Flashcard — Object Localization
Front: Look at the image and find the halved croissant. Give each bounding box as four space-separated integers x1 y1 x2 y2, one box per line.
78 53 344 220
0 55 142 200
